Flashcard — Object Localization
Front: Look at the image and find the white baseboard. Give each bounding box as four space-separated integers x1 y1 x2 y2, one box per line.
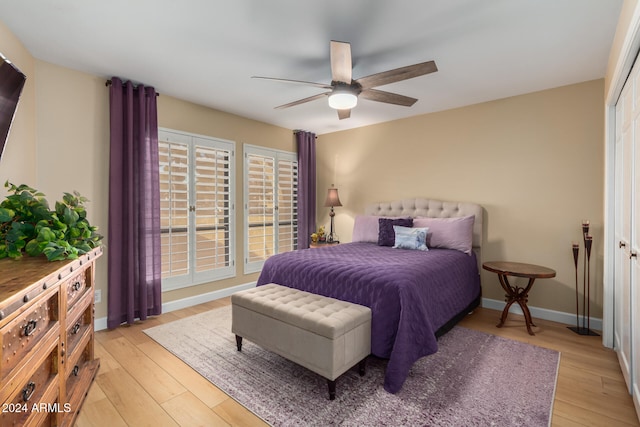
94 281 257 331
481 298 603 332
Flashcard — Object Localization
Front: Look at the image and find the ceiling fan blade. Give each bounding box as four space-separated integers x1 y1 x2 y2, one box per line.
330 40 352 84
275 92 329 109
356 60 437 89
359 89 418 106
337 109 351 120
252 76 332 90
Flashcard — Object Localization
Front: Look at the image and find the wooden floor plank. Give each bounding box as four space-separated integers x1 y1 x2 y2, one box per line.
137 339 231 408
74 392 129 427
212 397 268 427
161 391 231 427
553 399 639 427
100 336 187 404
95 366 179 426
92 340 122 376
81 381 107 406
78 300 639 427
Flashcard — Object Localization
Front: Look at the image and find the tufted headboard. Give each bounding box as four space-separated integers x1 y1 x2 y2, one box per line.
364 198 484 261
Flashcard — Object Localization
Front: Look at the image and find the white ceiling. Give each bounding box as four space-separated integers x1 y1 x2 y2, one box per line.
0 0 623 135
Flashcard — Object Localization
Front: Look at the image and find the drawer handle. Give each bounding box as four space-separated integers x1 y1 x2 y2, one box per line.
620 241 627 248
23 320 37 337
22 382 36 402
72 281 82 292
71 323 81 335
72 365 80 377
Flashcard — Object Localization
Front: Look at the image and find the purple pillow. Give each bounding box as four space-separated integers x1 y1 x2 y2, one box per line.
352 215 384 243
378 217 413 246
412 215 475 254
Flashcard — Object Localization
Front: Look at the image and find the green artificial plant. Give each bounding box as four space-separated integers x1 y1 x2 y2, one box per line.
0 181 103 261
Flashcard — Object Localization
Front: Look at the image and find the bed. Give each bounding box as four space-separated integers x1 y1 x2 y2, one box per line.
256 198 483 394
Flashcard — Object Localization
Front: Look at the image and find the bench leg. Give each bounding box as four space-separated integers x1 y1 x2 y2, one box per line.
235 335 243 351
327 357 367 400
358 358 367 376
327 379 336 400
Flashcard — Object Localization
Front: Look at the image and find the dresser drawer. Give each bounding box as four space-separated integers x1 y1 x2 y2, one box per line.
64 269 90 311
65 295 93 359
0 289 59 381
0 278 54 326
65 339 98 402
1 343 59 427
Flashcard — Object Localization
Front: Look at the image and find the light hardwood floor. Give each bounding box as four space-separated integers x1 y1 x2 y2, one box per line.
75 299 640 427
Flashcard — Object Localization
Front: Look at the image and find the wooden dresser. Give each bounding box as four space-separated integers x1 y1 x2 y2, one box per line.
0 246 103 426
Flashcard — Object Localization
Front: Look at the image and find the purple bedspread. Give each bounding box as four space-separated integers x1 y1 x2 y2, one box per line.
256 242 481 393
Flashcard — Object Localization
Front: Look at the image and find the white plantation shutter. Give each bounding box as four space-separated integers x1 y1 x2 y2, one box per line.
244 145 298 273
246 152 275 266
194 140 232 274
277 158 298 253
159 129 235 291
159 140 189 279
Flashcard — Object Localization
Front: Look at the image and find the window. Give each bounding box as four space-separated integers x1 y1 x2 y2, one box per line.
159 128 235 291
244 144 298 273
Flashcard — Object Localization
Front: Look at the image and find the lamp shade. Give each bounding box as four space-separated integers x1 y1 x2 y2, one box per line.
324 188 342 207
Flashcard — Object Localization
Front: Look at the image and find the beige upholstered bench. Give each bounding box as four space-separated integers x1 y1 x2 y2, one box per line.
231 283 372 400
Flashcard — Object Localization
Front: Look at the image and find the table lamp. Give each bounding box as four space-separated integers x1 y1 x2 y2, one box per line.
324 187 342 243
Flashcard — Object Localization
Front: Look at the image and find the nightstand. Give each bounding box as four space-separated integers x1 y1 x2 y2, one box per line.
482 261 556 335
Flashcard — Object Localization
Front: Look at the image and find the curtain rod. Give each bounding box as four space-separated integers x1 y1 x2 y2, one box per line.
105 79 160 96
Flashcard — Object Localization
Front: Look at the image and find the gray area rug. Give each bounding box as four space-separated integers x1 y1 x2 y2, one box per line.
144 306 560 426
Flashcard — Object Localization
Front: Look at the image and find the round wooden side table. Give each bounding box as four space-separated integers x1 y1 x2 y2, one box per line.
482 261 556 335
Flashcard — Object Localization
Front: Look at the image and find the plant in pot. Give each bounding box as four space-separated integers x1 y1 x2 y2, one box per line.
0 182 103 261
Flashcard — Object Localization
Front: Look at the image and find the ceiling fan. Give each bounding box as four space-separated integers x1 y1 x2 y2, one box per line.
252 40 438 120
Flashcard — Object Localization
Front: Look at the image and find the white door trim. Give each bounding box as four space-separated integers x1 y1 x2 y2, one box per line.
604 5 640 348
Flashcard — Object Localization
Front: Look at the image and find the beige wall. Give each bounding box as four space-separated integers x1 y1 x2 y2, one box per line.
316 79 605 317
32 61 111 319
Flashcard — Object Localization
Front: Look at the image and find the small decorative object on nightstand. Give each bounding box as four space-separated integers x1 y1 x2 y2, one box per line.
324 186 342 243
311 226 325 245
483 261 556 335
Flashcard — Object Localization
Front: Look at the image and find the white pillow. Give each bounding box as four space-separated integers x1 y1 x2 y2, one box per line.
412 215 475 254
392 226 429 251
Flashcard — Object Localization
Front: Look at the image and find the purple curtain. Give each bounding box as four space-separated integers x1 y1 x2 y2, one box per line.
107 77 162 329
296 131 316 249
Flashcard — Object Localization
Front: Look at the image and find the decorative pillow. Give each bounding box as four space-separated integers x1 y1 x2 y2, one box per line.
378 217 413 246
393 226 429 251
412 215 475 254
352 215 383 243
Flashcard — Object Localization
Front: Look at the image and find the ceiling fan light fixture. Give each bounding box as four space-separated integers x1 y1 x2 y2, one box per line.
328 91 358 110
254 41 437 119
